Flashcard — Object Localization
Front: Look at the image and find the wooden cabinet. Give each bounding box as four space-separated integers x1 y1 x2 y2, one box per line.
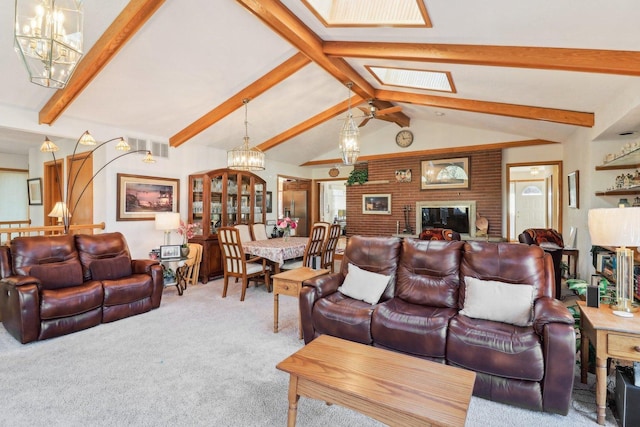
188 168 266 282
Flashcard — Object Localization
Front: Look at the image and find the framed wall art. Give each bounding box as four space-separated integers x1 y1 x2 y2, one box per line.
420 157 469 190
362 194 391 215
568 170 579 209
27 178 42 205
395 169 412 183
117 173 179 221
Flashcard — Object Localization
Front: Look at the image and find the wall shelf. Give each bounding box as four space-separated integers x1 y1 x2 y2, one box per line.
595 189 640 196
596 146 640 170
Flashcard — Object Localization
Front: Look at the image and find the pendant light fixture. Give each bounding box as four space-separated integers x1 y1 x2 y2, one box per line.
339 82 360 165
227 98 265 171
14 0 84 89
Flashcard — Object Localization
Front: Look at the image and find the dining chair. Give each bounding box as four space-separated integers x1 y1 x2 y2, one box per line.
234 224 253 243
182 243 203 288
321 224 342 272
281 223 327 271
251 223 269 241
218 227 271 301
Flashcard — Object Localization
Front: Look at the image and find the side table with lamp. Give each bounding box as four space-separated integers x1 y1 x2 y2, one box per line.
581 206 640 424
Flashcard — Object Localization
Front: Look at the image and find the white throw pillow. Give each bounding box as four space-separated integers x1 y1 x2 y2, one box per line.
338 263 391 305
460 276 534 327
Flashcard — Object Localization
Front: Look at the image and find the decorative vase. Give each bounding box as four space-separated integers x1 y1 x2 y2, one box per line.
282 229 290 241
180 246 190 258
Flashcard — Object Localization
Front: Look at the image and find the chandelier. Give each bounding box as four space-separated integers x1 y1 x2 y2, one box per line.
339 82 360 165
41 130 155 233
227 98 265 171
14 0 84 89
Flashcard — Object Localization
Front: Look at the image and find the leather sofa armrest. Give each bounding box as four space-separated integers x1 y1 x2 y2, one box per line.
131 259 160 274
0 278 41 343
533 296 574 335
299 272 344 343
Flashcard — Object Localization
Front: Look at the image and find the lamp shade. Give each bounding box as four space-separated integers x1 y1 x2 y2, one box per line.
588 207 640 247
155 212 180 231
48 202 70 218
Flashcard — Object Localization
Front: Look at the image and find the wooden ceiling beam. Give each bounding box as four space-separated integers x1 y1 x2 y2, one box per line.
170 52 311 147
376 90 594 127
39 0 167 125
324 41 640 76
300 139 558 166
236 0 375 99
257 95 363 152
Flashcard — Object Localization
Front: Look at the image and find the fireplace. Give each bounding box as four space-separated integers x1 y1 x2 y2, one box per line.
416 200 476 239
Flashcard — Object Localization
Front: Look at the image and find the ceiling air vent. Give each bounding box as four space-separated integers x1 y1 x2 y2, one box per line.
151 141 169 158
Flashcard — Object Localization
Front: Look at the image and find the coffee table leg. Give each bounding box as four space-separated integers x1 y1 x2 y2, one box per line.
274 292 279 333
287 375 300 427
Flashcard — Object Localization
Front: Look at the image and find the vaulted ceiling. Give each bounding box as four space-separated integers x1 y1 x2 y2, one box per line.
2 0 640 167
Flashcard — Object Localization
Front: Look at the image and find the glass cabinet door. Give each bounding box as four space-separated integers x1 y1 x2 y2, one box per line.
254 183 264 222
226 172 238 225
190 177 205 236
211 173 223 232
239 174 251 224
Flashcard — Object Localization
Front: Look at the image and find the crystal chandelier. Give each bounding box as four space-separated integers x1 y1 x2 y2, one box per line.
41 130 155 233
339 83 360 165
227 99 265 171
14 0 84 89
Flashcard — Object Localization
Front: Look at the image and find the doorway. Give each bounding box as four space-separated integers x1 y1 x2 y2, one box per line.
317 179 347 232
506 161 562 242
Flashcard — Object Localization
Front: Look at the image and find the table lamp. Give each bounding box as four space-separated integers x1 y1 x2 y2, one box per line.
155 212 180 245
48 202 70 226
588 207 640 315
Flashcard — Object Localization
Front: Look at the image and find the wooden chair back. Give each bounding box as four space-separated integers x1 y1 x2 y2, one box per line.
321 224 342 272
234 224 253 243
251 223 269 241
302 223 327 267
184 243 203 287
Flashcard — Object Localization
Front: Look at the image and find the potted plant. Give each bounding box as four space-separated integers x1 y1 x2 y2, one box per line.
177 220 197 257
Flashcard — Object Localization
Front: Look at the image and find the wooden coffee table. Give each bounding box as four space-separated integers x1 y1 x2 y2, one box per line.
277 335 476 427
272 267 329 339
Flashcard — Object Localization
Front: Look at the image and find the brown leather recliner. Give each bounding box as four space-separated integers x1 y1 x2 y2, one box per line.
299 236 575 415
0 232 163 344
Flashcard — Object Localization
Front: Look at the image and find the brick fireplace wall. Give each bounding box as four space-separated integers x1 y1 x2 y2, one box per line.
346 150 502 238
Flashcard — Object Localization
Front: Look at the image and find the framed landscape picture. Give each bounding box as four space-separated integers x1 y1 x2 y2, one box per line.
421 157 469 190
362 194 391 215
117 174 179 221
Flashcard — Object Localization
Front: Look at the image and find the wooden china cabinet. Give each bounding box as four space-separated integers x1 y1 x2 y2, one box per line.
188 168 266 283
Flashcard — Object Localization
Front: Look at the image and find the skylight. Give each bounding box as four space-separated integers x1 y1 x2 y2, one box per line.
302 0 431 27
367 66 456 93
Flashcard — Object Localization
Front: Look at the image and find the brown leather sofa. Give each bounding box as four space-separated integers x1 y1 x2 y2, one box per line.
299 235 576 415
0 232 164 344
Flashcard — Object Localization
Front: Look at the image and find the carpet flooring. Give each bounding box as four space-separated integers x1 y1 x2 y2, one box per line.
0 278 618 426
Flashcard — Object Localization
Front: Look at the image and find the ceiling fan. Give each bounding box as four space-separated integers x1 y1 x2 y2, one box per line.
356 99 403 127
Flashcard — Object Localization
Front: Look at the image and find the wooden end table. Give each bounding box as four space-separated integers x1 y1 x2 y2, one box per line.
272 267 329 339
578 300 640 425
277 335 476 427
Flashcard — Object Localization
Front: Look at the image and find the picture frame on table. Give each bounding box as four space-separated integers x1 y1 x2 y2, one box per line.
27 178 42 205
420 157 469 190
568 170 579 209
362 194 391 215
160 245 181 259
117 173 179 221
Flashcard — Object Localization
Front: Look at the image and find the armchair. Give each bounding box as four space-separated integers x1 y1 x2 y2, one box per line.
518 228 564 299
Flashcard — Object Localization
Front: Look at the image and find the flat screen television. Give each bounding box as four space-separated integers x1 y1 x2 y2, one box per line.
415 200 476 238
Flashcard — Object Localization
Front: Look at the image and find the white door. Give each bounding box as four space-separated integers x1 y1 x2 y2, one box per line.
514 180 546 234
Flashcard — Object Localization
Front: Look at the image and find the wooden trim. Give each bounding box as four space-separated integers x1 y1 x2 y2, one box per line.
376 90 594 127
0 167 28 172
170 52 311 147
39 0 167 125
300 139 557 166
323 41 640 76
257 95 363 152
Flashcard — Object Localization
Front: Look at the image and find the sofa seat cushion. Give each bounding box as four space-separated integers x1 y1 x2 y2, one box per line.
312 291 375 344
447 314 544 382
372 297 457 358
103 274 153 307
40 280 104 320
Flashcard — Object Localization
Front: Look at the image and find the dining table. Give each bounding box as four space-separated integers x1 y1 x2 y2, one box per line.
242 237 308 273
